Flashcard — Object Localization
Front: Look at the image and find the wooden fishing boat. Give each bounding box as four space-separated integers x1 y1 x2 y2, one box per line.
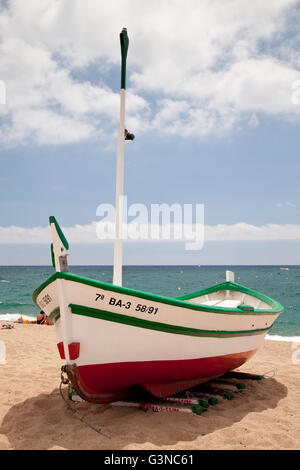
32 29 283 403
32 221 282 402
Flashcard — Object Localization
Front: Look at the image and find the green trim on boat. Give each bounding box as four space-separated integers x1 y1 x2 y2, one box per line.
32 272 283 316
176 281 282 312
48 306 60 323
239 305 254 312
120 28 129 89
68 303 270 338
50 243 55 268
49 216 69 250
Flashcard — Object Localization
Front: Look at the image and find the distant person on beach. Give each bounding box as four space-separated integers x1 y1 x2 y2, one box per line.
36 310 49 325
17 310 49 325
36 311 44 324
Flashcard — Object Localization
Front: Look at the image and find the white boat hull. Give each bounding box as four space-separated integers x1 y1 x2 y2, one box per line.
33 273 282 402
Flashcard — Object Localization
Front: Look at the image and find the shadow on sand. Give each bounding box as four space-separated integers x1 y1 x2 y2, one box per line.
0 376 288 450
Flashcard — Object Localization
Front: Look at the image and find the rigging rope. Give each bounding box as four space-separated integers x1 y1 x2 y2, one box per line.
59 371 111 439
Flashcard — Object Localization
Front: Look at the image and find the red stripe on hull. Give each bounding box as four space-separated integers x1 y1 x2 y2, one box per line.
71 349 257 403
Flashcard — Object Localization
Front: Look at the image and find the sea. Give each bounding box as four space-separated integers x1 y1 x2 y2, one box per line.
0 265 300 341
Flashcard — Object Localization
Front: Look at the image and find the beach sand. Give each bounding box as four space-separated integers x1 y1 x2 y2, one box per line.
0 323 299 450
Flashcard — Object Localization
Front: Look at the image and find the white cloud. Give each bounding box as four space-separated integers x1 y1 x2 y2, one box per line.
205 223 300 241
1 221 300 244
277 201 297 208
0 0 300 144
286 202 297 208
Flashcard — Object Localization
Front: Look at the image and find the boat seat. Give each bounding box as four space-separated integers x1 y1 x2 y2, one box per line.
201 299 241 308
201 299 223 306
214 299 241 308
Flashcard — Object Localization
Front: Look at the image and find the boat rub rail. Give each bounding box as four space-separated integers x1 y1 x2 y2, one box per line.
68 303 271 337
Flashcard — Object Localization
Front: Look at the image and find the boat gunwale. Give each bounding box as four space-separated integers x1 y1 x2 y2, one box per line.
32 271 283 316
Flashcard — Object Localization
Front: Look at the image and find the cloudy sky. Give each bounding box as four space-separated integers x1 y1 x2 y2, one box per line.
1 0 300 265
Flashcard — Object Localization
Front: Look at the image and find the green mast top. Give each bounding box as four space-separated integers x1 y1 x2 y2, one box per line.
120 27 129 89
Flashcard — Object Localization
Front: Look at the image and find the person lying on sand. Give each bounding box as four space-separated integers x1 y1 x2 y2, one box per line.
17 310 50 325
1 324 14 329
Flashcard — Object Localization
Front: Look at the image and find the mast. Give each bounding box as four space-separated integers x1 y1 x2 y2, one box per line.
113 28 133 286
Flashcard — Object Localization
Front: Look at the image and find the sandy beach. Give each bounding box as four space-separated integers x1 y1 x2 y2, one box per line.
0 323 299 450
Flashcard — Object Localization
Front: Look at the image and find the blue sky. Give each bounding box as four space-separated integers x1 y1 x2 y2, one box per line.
0 0 300 265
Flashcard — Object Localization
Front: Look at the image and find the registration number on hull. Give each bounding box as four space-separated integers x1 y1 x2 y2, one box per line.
95 293 158 315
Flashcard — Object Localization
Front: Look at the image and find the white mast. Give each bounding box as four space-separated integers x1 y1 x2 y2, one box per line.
113 28 134 286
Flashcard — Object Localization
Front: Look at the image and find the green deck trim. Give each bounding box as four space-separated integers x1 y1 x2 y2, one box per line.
49 216 69 250
32 272 283 316
176 280 282 312
69 303 271 338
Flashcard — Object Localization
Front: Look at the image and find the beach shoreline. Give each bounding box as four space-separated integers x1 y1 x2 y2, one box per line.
0 323 299 450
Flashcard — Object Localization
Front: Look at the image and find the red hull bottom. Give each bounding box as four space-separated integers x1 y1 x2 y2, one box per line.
67 349 257 403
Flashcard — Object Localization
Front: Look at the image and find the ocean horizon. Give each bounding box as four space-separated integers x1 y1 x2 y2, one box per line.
1 265 299 342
